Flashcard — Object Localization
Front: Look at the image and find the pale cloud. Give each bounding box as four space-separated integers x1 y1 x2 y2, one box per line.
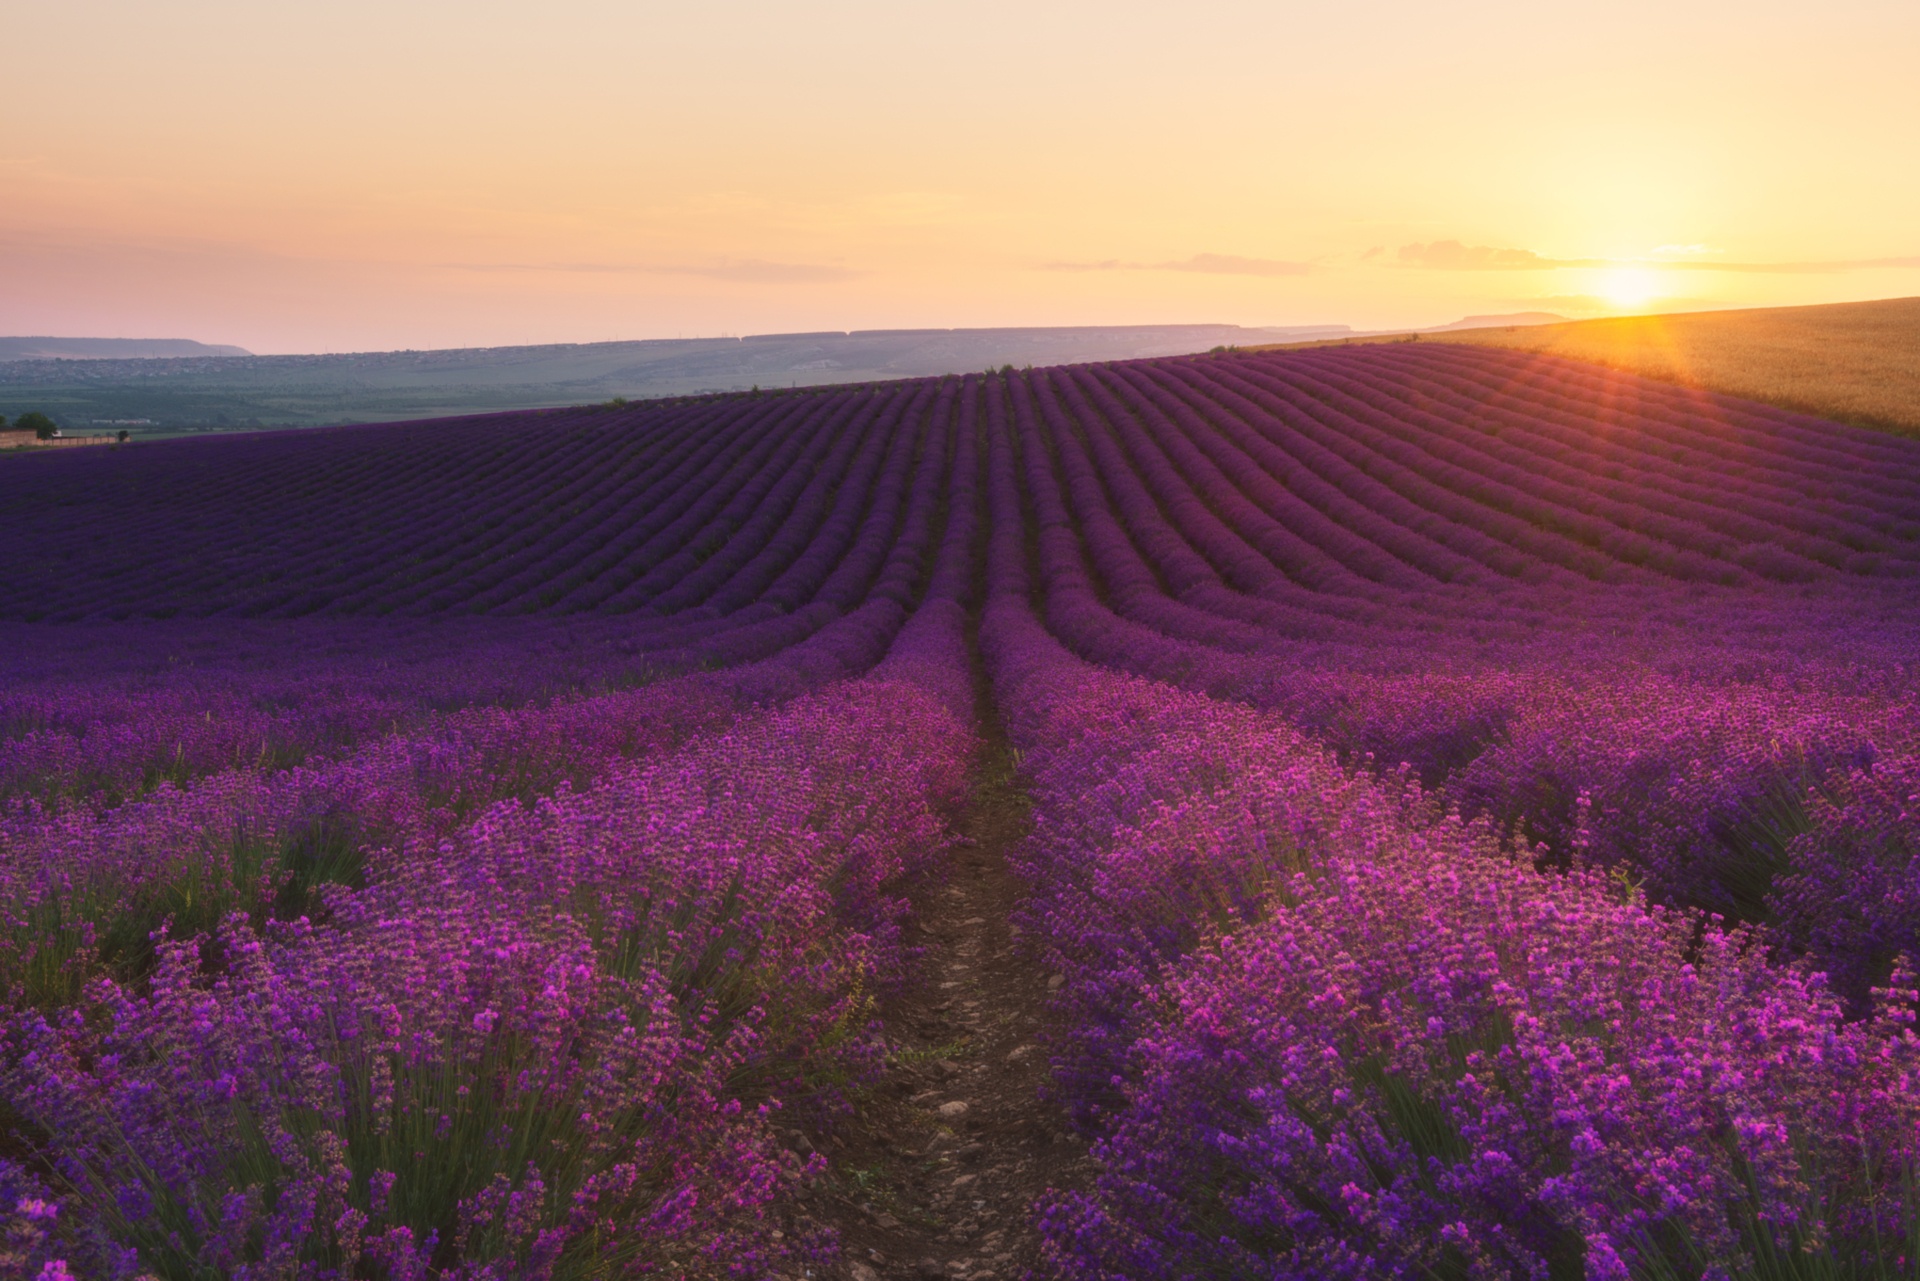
671 259 861 284
445 258 859 283
1671 255 1920 274
1041 253 1310 277
1397 240 1571 270
1162 253 1310 277
1400 239 1920 274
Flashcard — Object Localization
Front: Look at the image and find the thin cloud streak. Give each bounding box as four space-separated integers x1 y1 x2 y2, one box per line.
446 259 860 283
1163 253 1312 277
1042 253 1311 278
1659 256 1920 273
1397 241 1553 270
1396 240 1920 274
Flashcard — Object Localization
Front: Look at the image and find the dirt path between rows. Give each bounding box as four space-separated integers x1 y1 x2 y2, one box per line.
792 710 1090 1281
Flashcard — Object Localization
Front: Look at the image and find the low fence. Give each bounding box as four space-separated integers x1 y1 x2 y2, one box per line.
1 431 118 449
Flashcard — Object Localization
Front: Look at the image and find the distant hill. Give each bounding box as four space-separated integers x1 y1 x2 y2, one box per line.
0 323 1352 436
1249 311 1568 353
0 337 252 362
1422 312 1566 332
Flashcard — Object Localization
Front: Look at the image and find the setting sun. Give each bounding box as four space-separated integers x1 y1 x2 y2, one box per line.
1597 265 1663 311
4 2 1917 351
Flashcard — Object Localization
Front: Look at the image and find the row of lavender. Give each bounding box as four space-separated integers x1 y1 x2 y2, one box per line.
0 381 988 1273
7 641 974 1278
0 616 983 1278
0 379 956 622
8 340 1920 1276
998 350 1920 993
992 600 1920 1277
978 351 1920 1275
11 342 1919 627
0 372 978 810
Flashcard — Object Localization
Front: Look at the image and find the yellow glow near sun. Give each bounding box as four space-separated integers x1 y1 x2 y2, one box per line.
1597 265 1662 312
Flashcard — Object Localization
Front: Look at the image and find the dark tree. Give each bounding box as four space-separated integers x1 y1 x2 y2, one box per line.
15 412 56 439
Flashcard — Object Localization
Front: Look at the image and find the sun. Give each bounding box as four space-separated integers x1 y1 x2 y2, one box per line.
1596 265 1662 312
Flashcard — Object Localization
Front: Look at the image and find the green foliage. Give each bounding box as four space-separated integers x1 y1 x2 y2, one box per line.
15 411 56 439
10 810 369 1010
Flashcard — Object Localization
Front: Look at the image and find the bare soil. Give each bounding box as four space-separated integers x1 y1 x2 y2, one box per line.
789 727 1090 1281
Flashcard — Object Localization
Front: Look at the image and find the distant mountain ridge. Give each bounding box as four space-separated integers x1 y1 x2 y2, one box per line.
0 337 253 362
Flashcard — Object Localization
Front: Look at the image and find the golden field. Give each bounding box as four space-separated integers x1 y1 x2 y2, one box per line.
1265 297 1920 438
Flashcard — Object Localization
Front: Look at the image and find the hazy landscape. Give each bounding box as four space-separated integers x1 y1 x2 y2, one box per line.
0 317 1567 438
5 1 1918 1278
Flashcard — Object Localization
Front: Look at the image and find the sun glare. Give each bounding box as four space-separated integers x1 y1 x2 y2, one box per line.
1597 265 1662 312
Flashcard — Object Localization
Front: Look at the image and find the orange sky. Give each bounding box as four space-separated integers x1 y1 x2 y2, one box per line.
4 0 1917 354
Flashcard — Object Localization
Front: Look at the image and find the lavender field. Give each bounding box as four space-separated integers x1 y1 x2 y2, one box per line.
3 343 1920 1280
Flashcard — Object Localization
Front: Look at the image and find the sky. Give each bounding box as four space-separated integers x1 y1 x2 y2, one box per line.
3 0 1918 354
